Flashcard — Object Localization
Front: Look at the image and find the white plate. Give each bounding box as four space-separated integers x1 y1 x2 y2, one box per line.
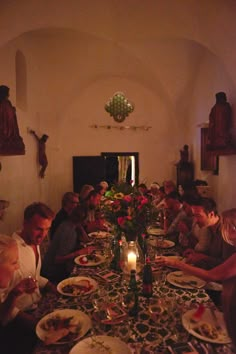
57 276 98 296
182 308 231 344
167 271 206 289
69 335 132 354
149 238 175 249
147 228 165 236
88 231 112 239
36 309 91 345
74 254 105 266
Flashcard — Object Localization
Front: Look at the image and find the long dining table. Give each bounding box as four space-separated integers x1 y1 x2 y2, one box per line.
33 235 234 354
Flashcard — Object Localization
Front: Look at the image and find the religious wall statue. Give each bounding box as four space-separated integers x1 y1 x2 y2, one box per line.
208 92 232 149
179 144 189 164
0 85 25 155
176 144 194 189
30 130 49 178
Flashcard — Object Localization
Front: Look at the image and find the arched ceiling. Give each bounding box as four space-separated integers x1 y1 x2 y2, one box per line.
1 0 236 66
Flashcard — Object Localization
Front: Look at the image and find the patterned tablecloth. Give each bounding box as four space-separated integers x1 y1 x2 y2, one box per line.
33 245 234 353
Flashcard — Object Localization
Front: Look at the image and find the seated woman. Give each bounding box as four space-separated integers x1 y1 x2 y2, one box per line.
156 208 236 348
0 234 37 354
81 190 108 233
41 205 95 283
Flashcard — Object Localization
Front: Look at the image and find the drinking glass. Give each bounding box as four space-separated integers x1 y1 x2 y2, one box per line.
156 235 164 255
23 275 37 294
121 292 136 312
153 270 166 294
148 297 165 343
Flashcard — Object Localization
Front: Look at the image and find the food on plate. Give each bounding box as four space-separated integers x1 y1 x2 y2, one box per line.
40 314 82 345
62 279 93 295
79 252 100 264
191 304 206 322
194 321 219 339
157 240 172 248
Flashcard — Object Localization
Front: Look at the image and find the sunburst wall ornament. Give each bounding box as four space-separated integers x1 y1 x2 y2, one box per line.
105 92 134 123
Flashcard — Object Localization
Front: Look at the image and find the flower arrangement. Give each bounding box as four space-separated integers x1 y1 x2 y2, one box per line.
102 182 155 241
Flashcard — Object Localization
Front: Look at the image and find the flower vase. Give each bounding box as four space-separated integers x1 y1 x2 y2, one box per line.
120 237 145 275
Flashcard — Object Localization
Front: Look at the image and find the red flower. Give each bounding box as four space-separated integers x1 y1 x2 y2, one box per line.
117 216 126 226
123 195 132 203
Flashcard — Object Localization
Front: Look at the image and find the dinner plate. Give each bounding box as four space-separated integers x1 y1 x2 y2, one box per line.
167 271 206 289
88 231 112 239
149 238 175 249
69 335 132 354
147 227 165 236
57 276 98 296
74 254 105 266
36 309 91 345
182 308 231 344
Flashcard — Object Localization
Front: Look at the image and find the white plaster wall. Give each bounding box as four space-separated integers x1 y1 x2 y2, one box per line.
1 0 236 234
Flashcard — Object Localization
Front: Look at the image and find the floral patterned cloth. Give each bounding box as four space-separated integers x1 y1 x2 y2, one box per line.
33 254 233 353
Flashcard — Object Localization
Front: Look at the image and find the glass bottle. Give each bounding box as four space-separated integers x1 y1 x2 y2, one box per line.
110 238 121 271
128 269 139 316
142 257 153 298
120 233 128 270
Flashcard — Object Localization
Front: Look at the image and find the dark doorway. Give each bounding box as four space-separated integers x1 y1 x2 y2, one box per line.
73 156 105 193
101 152 139 186
73 152 139 193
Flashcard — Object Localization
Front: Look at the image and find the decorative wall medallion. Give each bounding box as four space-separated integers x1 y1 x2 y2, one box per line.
105 92 134 123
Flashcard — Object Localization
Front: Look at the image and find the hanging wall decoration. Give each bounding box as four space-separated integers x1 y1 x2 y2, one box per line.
0 85 25 155
105 92 134 123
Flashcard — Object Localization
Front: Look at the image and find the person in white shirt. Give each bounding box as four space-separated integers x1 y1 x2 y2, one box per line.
11 202 57 314
0 234 38 354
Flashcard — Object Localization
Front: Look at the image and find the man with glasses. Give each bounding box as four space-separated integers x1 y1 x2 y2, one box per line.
50 192 79 239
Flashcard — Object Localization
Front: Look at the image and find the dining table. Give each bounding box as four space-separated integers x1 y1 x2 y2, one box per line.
32 233 234 354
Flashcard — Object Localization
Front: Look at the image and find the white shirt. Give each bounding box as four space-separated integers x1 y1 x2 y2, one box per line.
10 232 48 313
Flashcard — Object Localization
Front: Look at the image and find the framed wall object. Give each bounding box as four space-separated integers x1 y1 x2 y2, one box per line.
201 127 219 174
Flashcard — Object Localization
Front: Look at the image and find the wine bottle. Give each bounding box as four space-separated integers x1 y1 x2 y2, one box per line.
128 270 139 316
142 257 153 298
110 239 121 271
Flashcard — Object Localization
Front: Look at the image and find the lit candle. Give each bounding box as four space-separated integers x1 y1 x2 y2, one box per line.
128 251 137 271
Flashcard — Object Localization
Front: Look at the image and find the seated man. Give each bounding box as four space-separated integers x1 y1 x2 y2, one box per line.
184 197 235 269
50 192 79 239
42 205 95 283
178 218 212 254
10 202 57 314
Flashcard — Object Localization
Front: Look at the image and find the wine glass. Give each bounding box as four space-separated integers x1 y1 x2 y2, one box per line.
157 235 164 255
153 270 166 294
121 292 135 312
148 297 165 343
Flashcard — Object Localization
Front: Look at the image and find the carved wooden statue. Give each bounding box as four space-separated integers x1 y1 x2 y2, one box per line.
30 130 49 178
0 85 25 155
208 92 232 149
